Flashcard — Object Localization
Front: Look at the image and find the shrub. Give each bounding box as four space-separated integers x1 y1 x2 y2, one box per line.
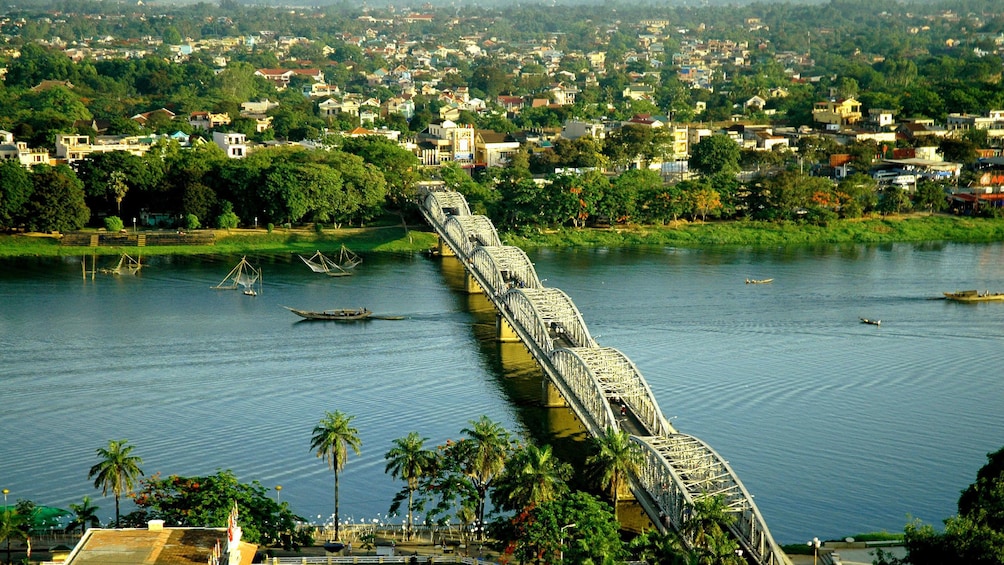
184 214 200 230
104 216 124 232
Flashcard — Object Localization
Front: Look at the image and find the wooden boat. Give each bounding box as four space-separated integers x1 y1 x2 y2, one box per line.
860 318 881 326
943 290 1004 302
213 256 262 296
298 245 361 277
284 306 372 321
745 278 773 284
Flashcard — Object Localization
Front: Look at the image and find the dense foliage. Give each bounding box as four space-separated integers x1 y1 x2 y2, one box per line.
124 470 313 550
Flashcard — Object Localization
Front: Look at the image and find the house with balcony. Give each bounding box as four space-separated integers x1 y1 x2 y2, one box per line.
55 133 159 162
812 97 862 128
213 132 248 158
189 111 232 130
415 120 476 167
0 130 49 167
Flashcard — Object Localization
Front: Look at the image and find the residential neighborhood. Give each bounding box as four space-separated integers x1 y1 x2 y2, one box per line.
1 0 1003 233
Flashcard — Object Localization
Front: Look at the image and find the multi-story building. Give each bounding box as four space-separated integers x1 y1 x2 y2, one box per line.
0 130 50 167
213 132 247 159
812 98 863 128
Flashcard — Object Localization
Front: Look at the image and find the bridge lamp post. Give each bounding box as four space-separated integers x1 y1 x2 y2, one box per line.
559 523 576 563
3 489 10 565
808 537 821 565
275 485 282 503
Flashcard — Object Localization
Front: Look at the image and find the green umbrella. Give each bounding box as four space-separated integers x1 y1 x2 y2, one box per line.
1 506 71 532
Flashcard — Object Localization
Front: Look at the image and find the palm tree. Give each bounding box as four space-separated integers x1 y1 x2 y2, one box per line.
585 427 643 521
493 443 570 512
1 507 29 565
66 497 101 535
681 495 737 554
457 416 511 540
309 410 362 542
88 439 144 528
384 432 436 541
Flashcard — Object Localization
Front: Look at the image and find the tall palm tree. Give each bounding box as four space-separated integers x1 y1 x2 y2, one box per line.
310 410 362 542
493 443 570 512
585 427 643 520
384 432 436 541
88 439 144 528
457 416 511 540
66 497 101 535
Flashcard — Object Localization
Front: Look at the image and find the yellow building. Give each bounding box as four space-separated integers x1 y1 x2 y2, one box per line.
812 97 862 127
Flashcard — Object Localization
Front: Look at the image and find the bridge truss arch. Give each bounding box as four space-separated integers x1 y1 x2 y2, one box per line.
444 215 501 257
423 190 471 225
632 434 787 565
552 347 673 437
501 288 597 354
548 348 622 432
470 246 542 295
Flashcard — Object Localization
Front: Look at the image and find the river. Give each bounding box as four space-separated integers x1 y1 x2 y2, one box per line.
1 242 1001 545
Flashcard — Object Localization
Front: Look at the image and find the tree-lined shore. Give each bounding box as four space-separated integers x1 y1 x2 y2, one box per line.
3 213 1004 259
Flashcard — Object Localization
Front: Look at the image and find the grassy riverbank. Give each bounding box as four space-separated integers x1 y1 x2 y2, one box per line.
3 214 1003 258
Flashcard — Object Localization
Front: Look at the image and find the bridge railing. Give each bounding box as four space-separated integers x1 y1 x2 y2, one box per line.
417 188 789 565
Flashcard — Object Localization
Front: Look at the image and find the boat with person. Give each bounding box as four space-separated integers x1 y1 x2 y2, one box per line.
745 278 773 284
860 317 881 326
284 306 372 321
943 290 1004 302
213 256 262 296
298 245 362 277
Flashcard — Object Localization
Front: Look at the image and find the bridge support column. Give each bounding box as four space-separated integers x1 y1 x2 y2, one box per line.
496 314 519 342
437 236 455 257
541 380 567 407
465 271 484 294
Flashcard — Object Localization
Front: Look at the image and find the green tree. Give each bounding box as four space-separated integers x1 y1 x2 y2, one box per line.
216 200 240 230
108 170 129 215
913 181 948 214
689 135 741 178
492 443 571 514
586 427 643 521
66 497 101 535
682 495 738 562
340 135 420 211
385 432 437 541
128 470 311 550
0 502 30 565
0 160 33 229
309 410 362 542
442 416 512 540
88 439 144 528
502 492 624 565
26 165 90 233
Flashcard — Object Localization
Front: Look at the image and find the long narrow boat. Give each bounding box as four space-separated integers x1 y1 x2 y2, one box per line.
943 290 1004 302
745 278 773 284
860 317 881 326
284 306 372 321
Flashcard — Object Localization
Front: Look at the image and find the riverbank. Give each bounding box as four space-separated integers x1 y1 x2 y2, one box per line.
2 213 1003 258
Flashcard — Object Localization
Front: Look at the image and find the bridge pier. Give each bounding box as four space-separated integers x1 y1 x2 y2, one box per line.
437 236 455 257
496 314 519 342
541 380 567 407
465 271 484 294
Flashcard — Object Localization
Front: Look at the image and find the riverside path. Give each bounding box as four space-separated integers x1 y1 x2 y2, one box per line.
418 185 790 565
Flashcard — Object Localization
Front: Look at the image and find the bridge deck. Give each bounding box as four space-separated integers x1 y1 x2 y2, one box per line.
418 187 790 565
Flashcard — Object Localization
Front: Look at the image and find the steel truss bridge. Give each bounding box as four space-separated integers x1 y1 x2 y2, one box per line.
418 187 789 565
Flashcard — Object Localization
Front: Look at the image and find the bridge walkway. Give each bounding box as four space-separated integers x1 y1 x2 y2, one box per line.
418 187 790 565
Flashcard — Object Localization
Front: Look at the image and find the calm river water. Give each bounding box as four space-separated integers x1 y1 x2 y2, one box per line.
1 242 1002 545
